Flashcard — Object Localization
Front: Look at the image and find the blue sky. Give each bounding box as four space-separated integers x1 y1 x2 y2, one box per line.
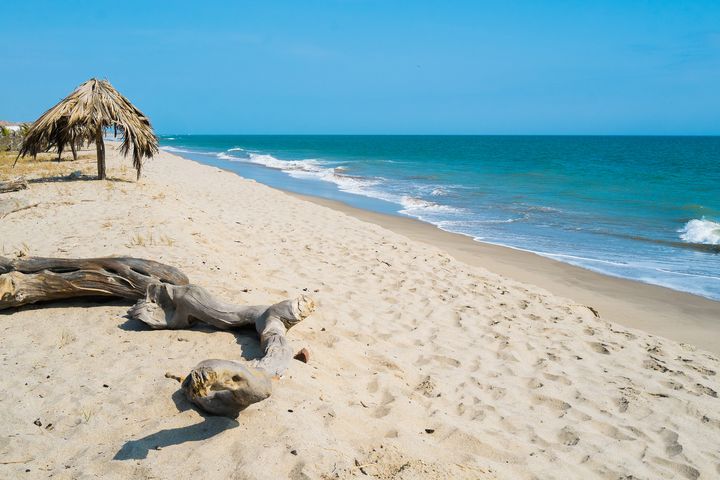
2 1 719 134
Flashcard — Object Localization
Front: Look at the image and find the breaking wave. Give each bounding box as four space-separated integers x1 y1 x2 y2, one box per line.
213 150 466 218
161 146 198 154
216 151 383 198
679 218 720 245
399 196 464 215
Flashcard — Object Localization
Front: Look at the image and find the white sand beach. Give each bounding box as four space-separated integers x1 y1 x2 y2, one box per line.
1 144 719 479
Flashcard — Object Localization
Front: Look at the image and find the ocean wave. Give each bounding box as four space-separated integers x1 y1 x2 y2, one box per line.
399 196 464 215
161 146 198 154
228 147 245 152
216 149 468 217
218 151 384 197
679 218 720 245
524 205 562 213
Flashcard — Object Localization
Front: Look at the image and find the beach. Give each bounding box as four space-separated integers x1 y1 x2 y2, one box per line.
159 135 720 302
1 144 719 479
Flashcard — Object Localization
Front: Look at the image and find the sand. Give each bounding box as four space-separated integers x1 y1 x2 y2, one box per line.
1 144 719 479
293 195 720 355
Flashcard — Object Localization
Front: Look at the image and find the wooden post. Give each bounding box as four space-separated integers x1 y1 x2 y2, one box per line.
95 127 106 179
70 141 78 161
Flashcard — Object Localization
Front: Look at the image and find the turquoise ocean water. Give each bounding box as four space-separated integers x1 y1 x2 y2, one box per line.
158 135 720 301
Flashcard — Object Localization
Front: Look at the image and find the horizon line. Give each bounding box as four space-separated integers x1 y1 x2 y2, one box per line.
156 132 720 137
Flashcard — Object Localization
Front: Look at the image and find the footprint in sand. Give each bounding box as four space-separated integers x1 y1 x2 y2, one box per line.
692 383 718 398
541 373 572 386
373 390 396 418
588 341 611 355
532 394 571 414
615 396 629 413
652 457 700 480
660 428 683 457
367 377 379 394
683 360 716 377
558 426 580 446
415 376 437 397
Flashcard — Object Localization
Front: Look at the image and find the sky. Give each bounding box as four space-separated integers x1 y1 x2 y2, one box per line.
1 1 719 135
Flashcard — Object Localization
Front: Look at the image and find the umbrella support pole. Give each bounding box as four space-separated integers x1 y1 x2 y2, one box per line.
95 128 106 179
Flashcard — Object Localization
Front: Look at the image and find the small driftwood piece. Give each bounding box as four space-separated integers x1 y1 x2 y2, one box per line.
0 178 28 194
0 256 315 418
0 256 189 309
129 282 315 417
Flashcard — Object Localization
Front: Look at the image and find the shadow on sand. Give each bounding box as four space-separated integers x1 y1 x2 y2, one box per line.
118 312 265 361
5 296 257 460
0 297 131 315
26 173 134 184
113 390 239 460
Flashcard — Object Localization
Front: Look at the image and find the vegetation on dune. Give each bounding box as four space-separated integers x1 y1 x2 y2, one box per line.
0 124 29 151
0 148 94 180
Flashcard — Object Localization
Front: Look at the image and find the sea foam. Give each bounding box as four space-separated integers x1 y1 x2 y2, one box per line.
679 218 720 245
161 146 197 154
399 196 464 215
215 150 466 217
218 151 383 197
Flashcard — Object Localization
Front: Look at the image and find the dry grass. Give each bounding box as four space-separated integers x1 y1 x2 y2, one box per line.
58 330 76 349
160 234 176 246
127 231 176 247
1 145 137 183
16 242 31 257
79 407 94 423
128 232 150 246
0 148 96 181
0 242 31 257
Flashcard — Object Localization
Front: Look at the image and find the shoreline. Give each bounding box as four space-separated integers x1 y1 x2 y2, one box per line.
156 136 720 303
286 192 720 353
157 146 720 353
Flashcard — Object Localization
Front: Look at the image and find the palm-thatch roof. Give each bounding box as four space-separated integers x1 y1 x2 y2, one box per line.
18 78 158 179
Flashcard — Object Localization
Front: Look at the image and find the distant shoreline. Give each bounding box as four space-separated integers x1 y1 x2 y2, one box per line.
156 135 720 302
154 143 720 353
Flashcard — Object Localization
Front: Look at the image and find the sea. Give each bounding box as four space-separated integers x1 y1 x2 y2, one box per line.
157 135 720 301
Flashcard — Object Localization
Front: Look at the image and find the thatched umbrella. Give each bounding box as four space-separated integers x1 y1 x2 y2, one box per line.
18 78 158 179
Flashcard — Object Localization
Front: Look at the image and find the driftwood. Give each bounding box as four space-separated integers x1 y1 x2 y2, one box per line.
0 256 189 309
0 256 315 417
129 282 315 416
0 178 28 194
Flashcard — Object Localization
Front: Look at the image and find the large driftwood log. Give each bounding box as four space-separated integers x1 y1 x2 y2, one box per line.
0 256 315 418
0 256 189 309
128 282 315 417
0 178 28 194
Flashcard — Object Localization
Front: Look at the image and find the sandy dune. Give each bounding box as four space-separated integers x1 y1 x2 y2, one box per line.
1 145 719 479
